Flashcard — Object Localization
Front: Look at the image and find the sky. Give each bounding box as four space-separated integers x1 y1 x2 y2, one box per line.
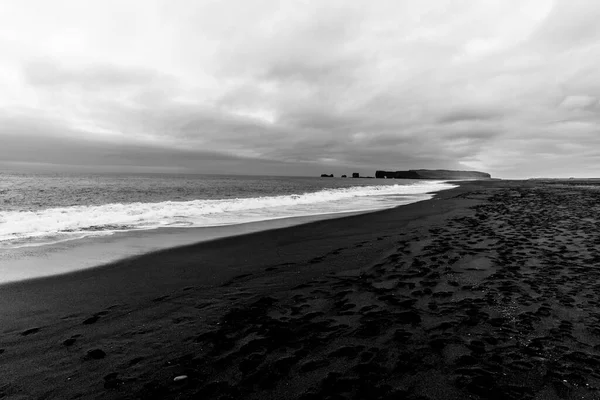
1 0 599 178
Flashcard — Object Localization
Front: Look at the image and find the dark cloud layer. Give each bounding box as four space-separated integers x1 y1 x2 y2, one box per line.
1 0 600 178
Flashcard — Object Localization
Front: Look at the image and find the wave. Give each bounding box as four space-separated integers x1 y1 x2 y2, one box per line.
0 181 456 248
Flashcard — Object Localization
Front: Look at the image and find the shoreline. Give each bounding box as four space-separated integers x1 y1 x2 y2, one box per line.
3 179 600 399
0 190 445 285
1 176 455 253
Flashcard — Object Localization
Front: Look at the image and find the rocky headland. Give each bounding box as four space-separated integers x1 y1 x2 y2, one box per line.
375 169 491 180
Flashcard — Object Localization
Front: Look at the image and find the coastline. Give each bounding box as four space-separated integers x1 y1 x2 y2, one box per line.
1 175 454 254
2 179 600 399
0 189 441 284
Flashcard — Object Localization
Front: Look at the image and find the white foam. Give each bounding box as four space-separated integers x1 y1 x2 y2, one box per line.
0 181 456 248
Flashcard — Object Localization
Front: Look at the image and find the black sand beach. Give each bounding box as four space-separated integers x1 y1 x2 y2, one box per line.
1 180 600 399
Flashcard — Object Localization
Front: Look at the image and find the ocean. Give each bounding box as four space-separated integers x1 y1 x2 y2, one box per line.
0 172 457 249
0 172 456 282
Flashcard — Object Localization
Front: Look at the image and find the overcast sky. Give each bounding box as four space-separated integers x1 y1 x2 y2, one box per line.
1 0 599 178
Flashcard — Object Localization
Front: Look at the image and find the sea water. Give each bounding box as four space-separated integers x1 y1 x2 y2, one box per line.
0 172 456 282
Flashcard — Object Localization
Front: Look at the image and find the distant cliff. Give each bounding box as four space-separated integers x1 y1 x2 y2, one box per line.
375 169 491 180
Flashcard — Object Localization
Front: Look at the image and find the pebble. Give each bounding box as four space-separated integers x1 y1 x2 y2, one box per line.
174 375 188 382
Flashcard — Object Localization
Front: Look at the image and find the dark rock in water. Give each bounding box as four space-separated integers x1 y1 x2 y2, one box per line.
320 174 334 178
341 175 347 178
375 169 491 180
352 173 360 178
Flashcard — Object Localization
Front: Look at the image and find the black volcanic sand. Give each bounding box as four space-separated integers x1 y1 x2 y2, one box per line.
1 181 600 399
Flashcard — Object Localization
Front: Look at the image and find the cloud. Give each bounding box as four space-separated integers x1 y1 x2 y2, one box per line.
1 0 600 178
0 112 332 175
559 95 598 110
23 60 170 89
438 109 504 124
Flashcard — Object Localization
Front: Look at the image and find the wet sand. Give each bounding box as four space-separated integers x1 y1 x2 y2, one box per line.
1 180 600 399
0 208 376 284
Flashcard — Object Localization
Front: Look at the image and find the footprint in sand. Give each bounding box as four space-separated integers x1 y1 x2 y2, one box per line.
328 345 364 358
82 315 100 325
104 372 124 389
299 359 330 373
85 349 106 360
21 327 40 336
128 356 144 366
